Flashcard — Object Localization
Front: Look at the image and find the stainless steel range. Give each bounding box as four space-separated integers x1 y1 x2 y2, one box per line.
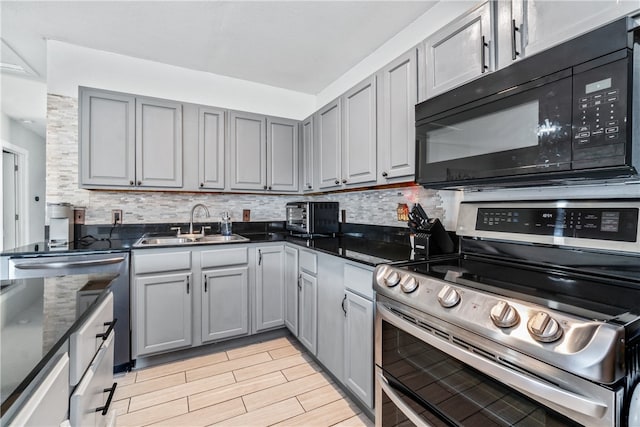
374 200 640 427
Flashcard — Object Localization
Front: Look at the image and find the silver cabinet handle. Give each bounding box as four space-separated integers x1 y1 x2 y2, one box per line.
341 294 347 317
204 274 208 292
298 274 302 291
14 256 125 270
186 276 190 294
258 249 262 265
378 304 608 419
377 372 429 427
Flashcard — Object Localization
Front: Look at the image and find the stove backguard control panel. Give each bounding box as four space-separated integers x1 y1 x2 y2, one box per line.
476 207 638 242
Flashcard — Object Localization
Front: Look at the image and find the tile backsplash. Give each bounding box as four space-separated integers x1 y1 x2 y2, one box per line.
47 94 450 227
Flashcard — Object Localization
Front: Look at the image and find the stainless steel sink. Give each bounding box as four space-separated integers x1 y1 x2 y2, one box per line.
134 234 249 247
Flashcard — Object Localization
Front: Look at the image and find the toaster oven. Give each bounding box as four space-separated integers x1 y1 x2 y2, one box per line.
286 202 339 235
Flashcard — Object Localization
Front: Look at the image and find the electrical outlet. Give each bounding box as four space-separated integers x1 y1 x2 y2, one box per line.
74 209 85 224
112 209 123 224
243 209 250 222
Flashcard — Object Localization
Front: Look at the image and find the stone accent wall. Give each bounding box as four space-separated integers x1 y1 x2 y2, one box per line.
46 94 450 227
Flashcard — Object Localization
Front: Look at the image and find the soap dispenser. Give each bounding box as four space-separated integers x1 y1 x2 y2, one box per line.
221 212 232 236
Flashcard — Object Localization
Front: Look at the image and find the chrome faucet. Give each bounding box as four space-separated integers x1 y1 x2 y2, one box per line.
189 204 210 235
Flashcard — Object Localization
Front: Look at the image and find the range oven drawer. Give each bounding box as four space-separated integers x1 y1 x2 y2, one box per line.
375 301 621 427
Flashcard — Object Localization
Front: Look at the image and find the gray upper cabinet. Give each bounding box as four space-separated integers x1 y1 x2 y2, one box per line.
201 266 249 343
229 111 266 191
80 88 136 187
497 0 640 69
301 116 315 192
377 49 417 183
342 76 377 186
422 1 494 100
316 99 342 190
267 117 299 192
135 97 183 188
198 107 225 190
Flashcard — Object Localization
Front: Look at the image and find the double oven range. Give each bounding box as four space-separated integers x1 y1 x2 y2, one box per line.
374 200 640 426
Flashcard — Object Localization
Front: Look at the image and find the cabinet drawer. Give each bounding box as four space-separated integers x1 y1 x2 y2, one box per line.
10 353 70 427
344 263 373 299
134 250 191 274
299 249 317 275
70 293 114 386
70 333 116 427
201 247 248 268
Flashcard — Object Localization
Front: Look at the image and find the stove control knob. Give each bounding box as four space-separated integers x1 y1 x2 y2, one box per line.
384 271 400 287
490 301 520 328
437 286 460 308
527 311 563 343
400 276 418 293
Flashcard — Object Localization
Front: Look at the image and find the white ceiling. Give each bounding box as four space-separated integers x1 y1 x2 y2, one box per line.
1 1 437 138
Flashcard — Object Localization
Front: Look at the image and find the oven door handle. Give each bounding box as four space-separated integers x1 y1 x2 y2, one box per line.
378 304 609 419
13 256 126 270
377 372 430 427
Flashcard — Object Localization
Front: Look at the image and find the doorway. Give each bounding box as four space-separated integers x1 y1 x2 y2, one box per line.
2 144 27 251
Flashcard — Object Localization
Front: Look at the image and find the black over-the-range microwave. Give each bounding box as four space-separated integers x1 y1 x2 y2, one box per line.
415 17 640 188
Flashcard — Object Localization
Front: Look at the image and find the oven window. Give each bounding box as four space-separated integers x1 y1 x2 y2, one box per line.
381 320 581 426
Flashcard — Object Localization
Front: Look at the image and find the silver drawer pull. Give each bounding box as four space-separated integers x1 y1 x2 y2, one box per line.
14 256 125 270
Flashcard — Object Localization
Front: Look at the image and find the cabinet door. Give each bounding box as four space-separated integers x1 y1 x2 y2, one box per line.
284 246 299 336
342 76 377 186
135 98 183 188
201 266 248 343
198 107 225 190
316 254 345 381
316 99 342 190
301 116 314 192
255 246 285 331
80 89 135 187
298 271 317 356
378 49 417 182
424 1 494 98
229 111 266 190
267 117 299 192
344 290 374 409
133 272 192 357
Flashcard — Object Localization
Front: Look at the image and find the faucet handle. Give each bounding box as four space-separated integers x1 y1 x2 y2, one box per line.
200 226 211 235
170 227 183 236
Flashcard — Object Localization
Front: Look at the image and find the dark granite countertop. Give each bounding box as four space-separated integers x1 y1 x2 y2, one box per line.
2 222 417 267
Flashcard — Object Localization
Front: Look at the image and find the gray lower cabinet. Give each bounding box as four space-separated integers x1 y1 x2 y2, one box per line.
255 245 286 331
316 253 346 380
134 272 192 356
344 290 374 408
298 271 317 356
284 246 299 336
198 107 225 190
201 266 249 342
377 49 417 183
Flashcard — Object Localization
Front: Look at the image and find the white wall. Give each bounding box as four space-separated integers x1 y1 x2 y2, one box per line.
47 41 316 120
315 1 475 108
1 113 46 245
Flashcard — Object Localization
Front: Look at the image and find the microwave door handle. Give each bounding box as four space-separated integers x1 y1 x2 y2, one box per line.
377 373 430 427
378 304 609 419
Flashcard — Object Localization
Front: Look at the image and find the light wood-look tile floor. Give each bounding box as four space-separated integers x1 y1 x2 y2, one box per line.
113 336 374 427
